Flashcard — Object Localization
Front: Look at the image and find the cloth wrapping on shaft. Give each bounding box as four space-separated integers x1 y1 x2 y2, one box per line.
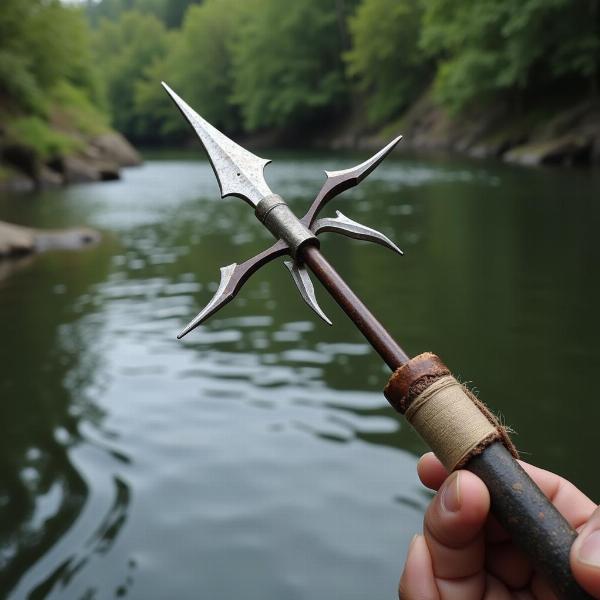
384 352 518 471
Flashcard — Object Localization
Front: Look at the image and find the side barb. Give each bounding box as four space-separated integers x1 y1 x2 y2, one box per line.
177 240 288 339
283 261 332 325
301 135 402 228
312 211 403 255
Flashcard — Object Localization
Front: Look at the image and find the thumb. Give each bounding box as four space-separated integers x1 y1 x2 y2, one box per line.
571 504 600 598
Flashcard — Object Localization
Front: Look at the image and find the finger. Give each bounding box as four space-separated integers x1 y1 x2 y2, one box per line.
529 571 559 600
417 452 448 491
424 470 488 598
418 454 596 533
571 504 600 598
518 462 596 529
485 541 532 590
398 535 439 600
483 574 522 599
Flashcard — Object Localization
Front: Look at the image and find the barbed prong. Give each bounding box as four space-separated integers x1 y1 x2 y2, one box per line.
312 211 403 255
283 261 332 325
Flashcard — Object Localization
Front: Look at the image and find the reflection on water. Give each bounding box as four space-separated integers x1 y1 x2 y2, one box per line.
0 154 599 598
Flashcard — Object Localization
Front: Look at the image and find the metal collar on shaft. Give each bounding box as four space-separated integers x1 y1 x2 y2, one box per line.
255 194 318 259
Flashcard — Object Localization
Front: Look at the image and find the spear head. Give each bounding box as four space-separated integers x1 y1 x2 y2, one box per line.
162 83 402 338
162 82 272 206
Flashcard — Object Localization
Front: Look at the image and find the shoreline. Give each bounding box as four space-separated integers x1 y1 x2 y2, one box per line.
0 130 142 193
0 220 100 261
323 95 600 169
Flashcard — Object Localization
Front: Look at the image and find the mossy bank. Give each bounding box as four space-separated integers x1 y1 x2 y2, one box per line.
0 82 141 192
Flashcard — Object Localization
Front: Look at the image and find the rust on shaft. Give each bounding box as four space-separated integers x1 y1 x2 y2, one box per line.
301 245 409 370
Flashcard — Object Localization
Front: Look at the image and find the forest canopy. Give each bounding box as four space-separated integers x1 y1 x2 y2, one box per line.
1 0 598 146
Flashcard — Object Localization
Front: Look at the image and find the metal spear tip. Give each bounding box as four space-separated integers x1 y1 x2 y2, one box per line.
161 82 273 207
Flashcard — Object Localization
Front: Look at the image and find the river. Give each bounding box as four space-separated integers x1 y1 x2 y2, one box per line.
0 152 599 599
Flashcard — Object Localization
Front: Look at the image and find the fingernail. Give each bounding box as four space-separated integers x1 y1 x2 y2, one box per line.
441 472 461 513
577 530 600 568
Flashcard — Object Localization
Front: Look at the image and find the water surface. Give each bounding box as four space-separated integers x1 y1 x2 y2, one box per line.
0 152 599 598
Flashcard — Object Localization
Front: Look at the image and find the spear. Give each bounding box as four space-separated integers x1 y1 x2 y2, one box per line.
162 82 591 600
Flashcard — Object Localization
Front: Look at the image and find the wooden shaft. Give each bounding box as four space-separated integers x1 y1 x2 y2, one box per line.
302 245 410 369
469 442 590 599
301 244 592 600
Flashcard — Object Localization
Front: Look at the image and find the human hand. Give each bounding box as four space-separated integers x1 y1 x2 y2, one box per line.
399 453 600 599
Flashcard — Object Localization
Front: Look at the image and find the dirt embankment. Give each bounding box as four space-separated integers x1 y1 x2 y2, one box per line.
330 92 600 168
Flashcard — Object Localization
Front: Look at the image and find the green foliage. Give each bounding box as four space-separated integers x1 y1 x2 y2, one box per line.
0 51 44 114
85 0 599 140
85 0 202 29
421 0 600 112
0 0 110 174
163 0 204 28
7 118 80 161
4 0 598 154
345 0 430 124
0 0 41 112
166 0 245 131
231 0 353 131
133 0 246 139
0 0 101 113
131 50 187 140
50 82 110 137
93 11 170 141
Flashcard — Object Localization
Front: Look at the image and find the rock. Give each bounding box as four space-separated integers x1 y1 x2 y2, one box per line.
34 227 100 252
60 130 141 183
62 154 121 183
63 155 102 183
1 144 38 179
367 90 600 167
503 135 593 166
97 163 120 181
0 220 100 258
90 132 142 167
1 116 141 191
0 222 35 256
39 165 63 187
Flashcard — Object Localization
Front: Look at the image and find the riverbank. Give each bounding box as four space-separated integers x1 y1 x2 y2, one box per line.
0 220 100 259
0 129 142 193
0 81 142 193
335 92 600 168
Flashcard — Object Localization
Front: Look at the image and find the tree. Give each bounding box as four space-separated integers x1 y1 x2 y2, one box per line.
0 0 100 113
231 0 355 132
420 0 600 113
163 0 204 28
93 11 169 141
166 0 245 132
345 0 430 124
84 0 203 29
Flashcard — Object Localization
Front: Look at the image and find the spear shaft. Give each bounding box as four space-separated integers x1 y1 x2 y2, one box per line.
302 245 409 369
301 244 590 600
162 83 592 600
